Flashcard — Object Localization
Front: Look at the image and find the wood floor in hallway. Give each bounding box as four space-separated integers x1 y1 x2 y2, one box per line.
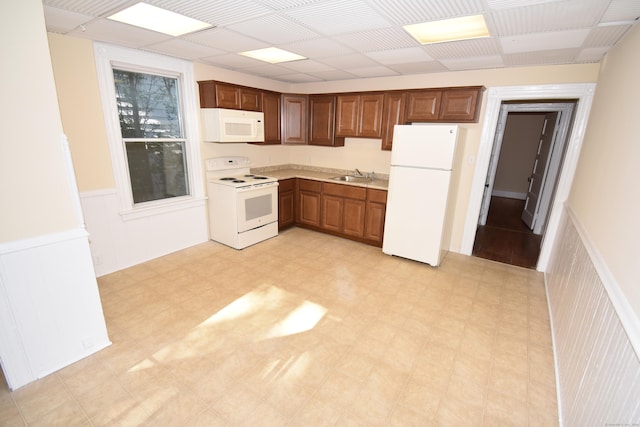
472 196 543 269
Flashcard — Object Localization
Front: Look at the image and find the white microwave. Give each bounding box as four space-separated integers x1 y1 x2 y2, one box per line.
201 108 265 143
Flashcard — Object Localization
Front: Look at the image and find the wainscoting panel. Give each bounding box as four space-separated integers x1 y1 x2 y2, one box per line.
80 189 208 276
0 229 111 390
546 208 640 426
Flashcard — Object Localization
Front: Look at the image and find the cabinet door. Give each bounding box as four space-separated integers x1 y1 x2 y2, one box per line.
309 95 342 146
298 191 321 227
364 202 386 243
343 199 366 237
321 195 343 232
381 92 406 151
439 87 481 122
278 179 295 229
239 88 262 111
405 90 442 122
335 95 359 136
282 94 308 145
357 94 384 138
215 83 241 109
262 91 281 144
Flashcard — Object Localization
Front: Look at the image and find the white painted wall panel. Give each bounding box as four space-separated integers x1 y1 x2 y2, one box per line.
546 208 640 426
0 230 111 390
80 190 209 276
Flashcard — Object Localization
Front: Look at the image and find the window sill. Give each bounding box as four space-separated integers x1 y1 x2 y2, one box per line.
119 196 206 221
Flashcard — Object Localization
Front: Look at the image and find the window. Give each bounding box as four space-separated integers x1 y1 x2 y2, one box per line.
113 69 189 204
94 43 203 217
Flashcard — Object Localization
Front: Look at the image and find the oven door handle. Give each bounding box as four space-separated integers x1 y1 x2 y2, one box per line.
236 182 279 192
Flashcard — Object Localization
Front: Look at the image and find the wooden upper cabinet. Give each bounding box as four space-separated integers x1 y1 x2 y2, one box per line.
281 94 308 145
336 93 384 138
404 89 442 122
197 81 261 111
439 87 483 122
381 92 406 151
309 95 344 147
261 91 281 144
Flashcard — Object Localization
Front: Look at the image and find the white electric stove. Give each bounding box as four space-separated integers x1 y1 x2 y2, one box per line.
206 156 279 249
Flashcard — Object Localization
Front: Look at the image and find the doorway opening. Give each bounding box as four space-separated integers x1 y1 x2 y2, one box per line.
472 102 576 268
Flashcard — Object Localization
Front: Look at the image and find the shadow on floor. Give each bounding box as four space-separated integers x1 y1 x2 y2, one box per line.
472 196 543 269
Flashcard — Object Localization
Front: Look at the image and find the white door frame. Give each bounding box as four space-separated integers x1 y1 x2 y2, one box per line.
461 83 596 271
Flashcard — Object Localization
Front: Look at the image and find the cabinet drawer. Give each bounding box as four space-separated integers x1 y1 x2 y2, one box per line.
278 178 295 192
367 188 387 204
323 182 367 200
298 179 322 193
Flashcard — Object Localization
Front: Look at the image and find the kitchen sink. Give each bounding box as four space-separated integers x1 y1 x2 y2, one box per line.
330 175 372 183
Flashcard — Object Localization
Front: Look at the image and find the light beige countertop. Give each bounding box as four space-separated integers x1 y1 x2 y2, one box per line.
251 164 389 190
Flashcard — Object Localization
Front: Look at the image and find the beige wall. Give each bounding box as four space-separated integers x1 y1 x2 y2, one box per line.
48 34 114 192
50 33 600 253
0 1 80 243
569 23 640 318
494 113 546 196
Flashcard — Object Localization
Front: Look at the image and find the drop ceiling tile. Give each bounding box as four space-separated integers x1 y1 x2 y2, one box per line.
387 61 448 74
183 28 268 52
277 59 335 72
43 0 128 16
43 6 93 33
277 73 324 82
365 47 434 65
306 69 360 80
501 29 590 54
201 53 266 69
583 25 632 47
576 47 609 62
144 39 227 60
332 27 418 52
424 37 502 59
486 0 562 10
239 63 296 77
67 19 172 47
345 65 399 78
318 53 379 69
280 38 355 58
504 48 579 66
440 55 504 71
489 1 607 36
149 0 272 26
227 13 321 44
366 0 484 25
282 0 391 36
600 0 640 23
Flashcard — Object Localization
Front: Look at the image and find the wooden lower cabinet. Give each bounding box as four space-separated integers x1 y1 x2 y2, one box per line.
282 178 387 246
278 178 295 230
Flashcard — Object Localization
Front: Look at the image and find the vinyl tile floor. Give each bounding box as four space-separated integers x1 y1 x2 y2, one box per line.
0 228 558 426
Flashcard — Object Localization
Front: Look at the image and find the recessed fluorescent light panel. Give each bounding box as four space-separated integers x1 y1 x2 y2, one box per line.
404 15 490 44
240 47 306 64
108 2 212 36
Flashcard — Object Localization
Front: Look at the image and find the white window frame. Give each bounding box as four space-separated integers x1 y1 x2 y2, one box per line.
94 43 204 220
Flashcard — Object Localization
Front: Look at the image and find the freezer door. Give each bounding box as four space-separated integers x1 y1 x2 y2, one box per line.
382 166 451 266
391 125 458 170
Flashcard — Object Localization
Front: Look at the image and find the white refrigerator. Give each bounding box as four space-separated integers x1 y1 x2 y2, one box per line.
382 124 459 266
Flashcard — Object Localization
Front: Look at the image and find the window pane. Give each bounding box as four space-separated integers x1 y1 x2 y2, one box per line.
125 141 189 203
113 69 182 138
